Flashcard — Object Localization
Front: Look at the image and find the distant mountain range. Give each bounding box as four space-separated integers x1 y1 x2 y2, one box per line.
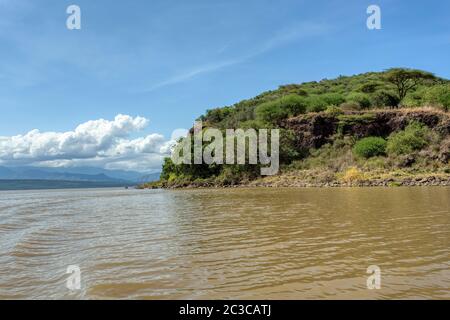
0 180 138 191
0 166 160 190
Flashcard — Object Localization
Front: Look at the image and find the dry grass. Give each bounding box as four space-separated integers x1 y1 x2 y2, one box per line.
288 106 449 122
343 106 448 116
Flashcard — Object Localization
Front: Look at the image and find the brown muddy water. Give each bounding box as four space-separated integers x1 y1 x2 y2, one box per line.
0 187 449 299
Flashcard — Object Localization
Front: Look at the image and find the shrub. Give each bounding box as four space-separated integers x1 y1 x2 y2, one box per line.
325 105 344 116
353 137 387 158
422 85 450 111
255 100 289 124
279 129 302 163
371 90 400 107
204 107 233 123
341 167 364 182
402 89 425 107
296 89 309 96
340 101 361 111
306 96 328 112
439 92 450 111
362 157 388 170
386 122 431 155
346 92 372 109
321 93 346 106
359 82 380 93
215 165 260 185
307 94 352 113
239 119 265 130
255 95 308 124
279 95 308 116
302 136 354 172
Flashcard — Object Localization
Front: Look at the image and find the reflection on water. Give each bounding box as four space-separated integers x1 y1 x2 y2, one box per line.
0 187 449 299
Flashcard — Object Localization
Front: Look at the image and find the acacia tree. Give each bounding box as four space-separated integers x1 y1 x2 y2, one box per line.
384 68 436 106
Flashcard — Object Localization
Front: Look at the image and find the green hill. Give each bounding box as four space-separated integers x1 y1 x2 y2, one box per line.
142 68 450 188
199 68 449 129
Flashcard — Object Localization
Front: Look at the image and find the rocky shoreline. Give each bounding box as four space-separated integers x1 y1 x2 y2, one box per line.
248 176 450 188
141 174 450 189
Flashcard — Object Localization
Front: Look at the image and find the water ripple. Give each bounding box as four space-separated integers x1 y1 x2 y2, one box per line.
0 187 449 299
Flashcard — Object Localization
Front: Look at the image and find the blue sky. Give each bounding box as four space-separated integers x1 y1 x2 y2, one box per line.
0 0 448 171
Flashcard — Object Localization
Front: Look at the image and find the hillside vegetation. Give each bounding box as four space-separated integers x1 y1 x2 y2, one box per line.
141 68 450 188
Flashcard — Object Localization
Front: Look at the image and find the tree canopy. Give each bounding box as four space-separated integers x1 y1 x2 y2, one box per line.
384 68 437 104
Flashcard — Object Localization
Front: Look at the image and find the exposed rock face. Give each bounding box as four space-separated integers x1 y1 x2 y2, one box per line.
282 109 450 154
281 114 337 150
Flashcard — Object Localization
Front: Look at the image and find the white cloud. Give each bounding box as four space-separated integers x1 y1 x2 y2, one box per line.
0 114 173 172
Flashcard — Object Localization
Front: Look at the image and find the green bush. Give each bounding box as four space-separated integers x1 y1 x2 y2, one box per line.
255 100 289 124
402 89 426 107
321 93 346 106
325 105 344 116
255 94 308 124
422 85 450 111
353 137 387 158
346 92 372 109
371 90 400 107
386 122 431 155
204 107 233 123
306 96 328 112
439 92 450 111
296 89 309 96
279 129 302 163
279 95 308 116
215 165 260 185
359 82 381 93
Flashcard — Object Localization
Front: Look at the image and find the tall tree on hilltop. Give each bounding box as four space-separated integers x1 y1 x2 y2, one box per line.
384 68 436 106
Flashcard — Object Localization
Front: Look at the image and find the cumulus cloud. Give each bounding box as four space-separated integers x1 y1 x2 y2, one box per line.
0 114 174 171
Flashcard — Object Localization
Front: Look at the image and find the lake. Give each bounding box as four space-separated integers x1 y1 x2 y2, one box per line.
0 187 449 299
